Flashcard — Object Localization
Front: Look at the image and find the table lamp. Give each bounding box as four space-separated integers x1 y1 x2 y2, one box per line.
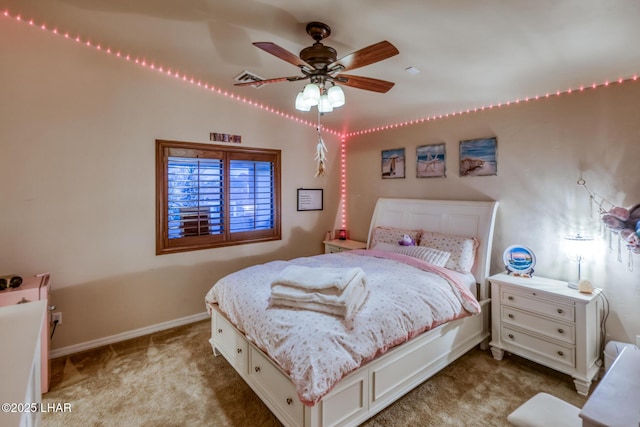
563 233 595 290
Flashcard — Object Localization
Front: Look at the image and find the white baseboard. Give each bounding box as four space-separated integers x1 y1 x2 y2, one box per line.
49 311 210 359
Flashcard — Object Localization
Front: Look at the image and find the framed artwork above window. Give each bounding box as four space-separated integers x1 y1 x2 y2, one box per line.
155 140 281 255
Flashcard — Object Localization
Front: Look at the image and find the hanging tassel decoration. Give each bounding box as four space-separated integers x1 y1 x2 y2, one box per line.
315 134 327 177
314 112 328 177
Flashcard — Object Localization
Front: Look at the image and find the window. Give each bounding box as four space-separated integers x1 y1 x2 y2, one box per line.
156 140 281 254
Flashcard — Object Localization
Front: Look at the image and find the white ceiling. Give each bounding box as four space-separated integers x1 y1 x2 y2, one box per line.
5 0 640 132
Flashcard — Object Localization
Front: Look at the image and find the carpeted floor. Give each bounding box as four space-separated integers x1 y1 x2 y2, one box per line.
42 320 589 426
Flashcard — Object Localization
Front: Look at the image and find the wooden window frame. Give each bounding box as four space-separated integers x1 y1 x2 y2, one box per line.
156 140 281 255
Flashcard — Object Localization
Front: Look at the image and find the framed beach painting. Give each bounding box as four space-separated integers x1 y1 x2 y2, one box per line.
459 137 497 176
381 148 405 179
417 143 446 178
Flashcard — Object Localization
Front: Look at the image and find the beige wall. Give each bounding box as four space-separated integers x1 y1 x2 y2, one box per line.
0 21 341 350
345 82 640 344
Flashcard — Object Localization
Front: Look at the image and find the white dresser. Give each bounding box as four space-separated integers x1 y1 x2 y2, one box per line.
489 273 603 395
0 275 50 393
0 300 47 427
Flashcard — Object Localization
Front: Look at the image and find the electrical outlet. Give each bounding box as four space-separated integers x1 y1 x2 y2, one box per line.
51 312 62 325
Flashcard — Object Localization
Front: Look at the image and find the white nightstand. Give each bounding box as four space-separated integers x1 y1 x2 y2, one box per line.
323 239 367 254
489 273 603 395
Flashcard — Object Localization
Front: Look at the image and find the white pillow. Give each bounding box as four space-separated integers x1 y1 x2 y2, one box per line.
418 231 478 273
370 226 421 248
372 242 451 267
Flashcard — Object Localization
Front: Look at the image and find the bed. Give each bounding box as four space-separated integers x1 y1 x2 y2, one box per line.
206 198 498 427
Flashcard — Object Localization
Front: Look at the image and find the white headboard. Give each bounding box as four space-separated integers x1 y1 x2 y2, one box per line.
367 198 499 292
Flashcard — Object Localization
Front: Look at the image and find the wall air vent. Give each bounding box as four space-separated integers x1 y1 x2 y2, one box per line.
234 70 266 88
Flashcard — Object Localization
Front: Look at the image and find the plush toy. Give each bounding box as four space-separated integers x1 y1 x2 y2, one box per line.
399 234 415 246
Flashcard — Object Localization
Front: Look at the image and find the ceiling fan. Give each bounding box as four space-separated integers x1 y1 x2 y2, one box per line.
234 21 399 95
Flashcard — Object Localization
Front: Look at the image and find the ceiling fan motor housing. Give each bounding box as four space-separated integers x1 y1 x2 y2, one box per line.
300 43 337 69
300 22 337 69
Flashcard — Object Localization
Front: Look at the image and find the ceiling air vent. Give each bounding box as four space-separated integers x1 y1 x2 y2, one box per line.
234 70 266 88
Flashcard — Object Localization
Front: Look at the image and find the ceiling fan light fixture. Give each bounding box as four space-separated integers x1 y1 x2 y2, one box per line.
295 92 311 111
318 93 333 113
237 22 398 115
327 85 345 108
302 83 321 106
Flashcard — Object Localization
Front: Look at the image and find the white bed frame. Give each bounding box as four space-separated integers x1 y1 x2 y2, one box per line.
209 198 498 427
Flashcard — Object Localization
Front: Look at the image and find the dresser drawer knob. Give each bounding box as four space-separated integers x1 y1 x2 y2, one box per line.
236 348 242 354
508 334 514 339
218 328 223 334
557 328 564 334
557 309 564 314
508 296 514 301
286 398 293 405
508 314 514 319
557 351 564 356
532 292 537 296
254 366 261 373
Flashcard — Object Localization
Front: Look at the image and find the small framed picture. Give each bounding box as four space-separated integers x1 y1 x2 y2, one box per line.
297 188 323 211
459 137 497 176
417 143 446 178
381 148 405 179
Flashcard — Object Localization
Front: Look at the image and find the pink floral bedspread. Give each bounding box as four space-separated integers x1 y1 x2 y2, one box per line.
205 250 481 406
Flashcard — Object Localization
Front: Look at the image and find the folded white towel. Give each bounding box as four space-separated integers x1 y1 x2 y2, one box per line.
271 269 367 306
271 277 369 320
271 266 365 293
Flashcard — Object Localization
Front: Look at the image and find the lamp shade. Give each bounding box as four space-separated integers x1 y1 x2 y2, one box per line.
318 93 333 113
563 233 595 288
295 92 311 111
302 83 320 106
327 85 345 108
564 233 595 263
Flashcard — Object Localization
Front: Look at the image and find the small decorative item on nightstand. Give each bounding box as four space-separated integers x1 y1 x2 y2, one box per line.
338 229 347 240
503 245 536 277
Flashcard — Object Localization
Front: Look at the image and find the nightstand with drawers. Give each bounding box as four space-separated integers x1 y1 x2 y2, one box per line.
323 239 367 254
489 273 602 395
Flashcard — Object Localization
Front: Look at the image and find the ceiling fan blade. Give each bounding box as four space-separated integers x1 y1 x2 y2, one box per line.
329 41 399 72
253 42 312 69
234 75 308 87
336 74 395 93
